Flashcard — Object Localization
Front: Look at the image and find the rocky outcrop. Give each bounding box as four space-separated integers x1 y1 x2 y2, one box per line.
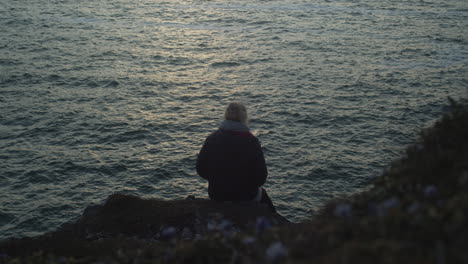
0 194 289 259
72 193 288 240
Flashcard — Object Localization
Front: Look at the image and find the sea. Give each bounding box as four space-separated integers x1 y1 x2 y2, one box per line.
0 0 467 239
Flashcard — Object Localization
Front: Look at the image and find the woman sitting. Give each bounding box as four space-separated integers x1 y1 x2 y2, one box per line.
196 102 276 212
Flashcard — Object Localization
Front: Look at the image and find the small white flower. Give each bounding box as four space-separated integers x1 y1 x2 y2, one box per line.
256 217 272 234
242 236 256 245
423 185 438 198
161 226 177 239
265 241 288 262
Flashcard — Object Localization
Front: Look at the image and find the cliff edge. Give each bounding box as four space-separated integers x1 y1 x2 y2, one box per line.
1 98 467 263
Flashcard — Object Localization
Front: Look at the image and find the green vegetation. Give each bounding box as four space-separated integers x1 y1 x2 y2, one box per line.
1 98 467 264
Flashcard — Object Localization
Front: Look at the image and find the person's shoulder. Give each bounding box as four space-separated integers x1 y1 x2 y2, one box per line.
235 131 256 138
205 130 221 140
219 129 255 139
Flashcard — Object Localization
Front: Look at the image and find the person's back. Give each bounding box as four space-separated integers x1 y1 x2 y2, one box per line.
196 102 275 212
197 121 267 201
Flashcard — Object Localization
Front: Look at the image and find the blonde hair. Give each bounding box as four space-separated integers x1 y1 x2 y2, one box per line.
225 102 248 125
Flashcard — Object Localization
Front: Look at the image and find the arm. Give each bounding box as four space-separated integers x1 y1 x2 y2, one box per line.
196 140 210 180
251 138 268 187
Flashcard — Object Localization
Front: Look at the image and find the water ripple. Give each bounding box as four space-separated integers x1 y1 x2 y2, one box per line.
1 0 467 239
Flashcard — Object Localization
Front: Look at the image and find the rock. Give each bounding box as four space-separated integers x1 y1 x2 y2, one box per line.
70 194 289 239
0 194 289 258
82 204 101 218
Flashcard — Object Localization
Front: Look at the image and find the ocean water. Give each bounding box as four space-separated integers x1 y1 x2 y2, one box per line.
0 0 467 239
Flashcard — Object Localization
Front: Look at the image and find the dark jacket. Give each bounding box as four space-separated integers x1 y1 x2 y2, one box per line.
196 121 268 201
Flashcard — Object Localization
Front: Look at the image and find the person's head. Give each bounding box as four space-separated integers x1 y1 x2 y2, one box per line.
225 102 248 126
